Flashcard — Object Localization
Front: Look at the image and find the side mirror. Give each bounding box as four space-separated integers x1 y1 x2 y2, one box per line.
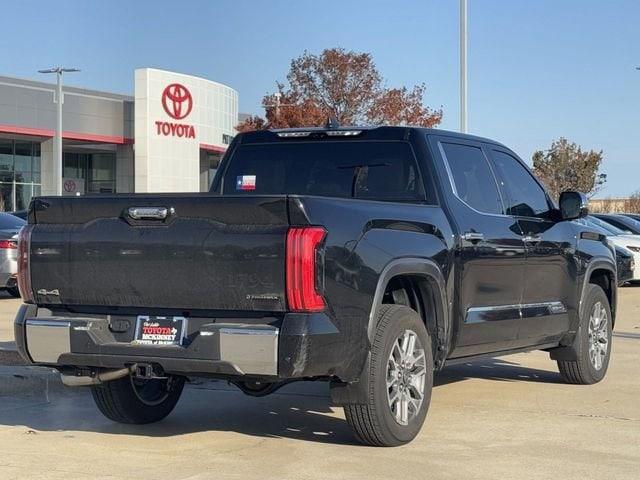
559 191 589 220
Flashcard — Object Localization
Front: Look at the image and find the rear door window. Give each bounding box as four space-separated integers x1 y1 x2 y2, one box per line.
439 142 504 215
219 141 428 203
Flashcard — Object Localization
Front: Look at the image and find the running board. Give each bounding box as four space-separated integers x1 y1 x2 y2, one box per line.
443 342 559 367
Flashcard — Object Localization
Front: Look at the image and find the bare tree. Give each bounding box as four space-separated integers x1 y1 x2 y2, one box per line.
625 191 640 213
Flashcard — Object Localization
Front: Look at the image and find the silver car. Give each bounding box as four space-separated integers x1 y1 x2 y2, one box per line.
0 212 26 297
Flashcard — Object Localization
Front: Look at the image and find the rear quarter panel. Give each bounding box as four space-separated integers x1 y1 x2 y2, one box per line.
291 196 454 379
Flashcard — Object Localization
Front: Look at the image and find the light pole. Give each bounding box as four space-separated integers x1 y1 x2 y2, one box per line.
38 67 80 195
460 0 468 133
270 92 295 118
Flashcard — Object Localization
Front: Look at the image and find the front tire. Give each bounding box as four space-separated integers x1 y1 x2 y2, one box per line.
557 284 612 385
91 374 185 424
344 304 433 446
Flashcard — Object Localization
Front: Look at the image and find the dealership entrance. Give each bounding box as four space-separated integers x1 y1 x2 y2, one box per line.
0 69 237 210
63 150 116 195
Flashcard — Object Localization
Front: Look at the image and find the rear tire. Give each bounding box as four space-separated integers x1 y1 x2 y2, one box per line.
557 284 612 385
344 304 433 447
6 287 20 298
91 374 185 424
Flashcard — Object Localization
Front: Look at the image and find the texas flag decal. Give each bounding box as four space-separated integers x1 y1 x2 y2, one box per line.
236 175 256 191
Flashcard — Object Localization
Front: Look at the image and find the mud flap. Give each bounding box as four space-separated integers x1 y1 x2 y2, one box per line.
329 352 371 406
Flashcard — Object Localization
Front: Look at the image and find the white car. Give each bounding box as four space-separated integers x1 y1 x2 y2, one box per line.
580 216 640 281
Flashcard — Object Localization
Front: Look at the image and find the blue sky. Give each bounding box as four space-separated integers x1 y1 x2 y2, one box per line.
1 0 638 197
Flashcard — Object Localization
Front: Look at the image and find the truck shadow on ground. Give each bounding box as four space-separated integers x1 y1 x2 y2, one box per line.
0 358 563 446
435 357 565 387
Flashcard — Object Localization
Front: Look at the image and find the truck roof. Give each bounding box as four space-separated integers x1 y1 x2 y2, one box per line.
239 125 508 149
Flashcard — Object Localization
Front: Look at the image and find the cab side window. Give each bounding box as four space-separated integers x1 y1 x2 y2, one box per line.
490 150 551 218
440 142 503 215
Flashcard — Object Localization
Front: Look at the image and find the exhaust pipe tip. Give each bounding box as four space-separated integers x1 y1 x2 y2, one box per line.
61 365 135 387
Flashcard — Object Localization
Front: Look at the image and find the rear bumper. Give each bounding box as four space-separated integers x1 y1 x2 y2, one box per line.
14 304 344 381
0 272 14 287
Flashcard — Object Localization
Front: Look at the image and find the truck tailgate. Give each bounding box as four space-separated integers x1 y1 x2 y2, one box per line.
28 195 290 311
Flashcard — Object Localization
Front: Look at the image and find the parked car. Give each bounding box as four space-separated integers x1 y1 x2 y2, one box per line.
14 126 617 446
574 218 635 285
9 210 27 221
622 213 640 223
593 213 640 235
614 246 635 285
578 216 640 282
0 212 26 297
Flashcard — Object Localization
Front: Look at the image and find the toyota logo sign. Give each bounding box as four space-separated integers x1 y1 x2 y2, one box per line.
64 179 76 193
161 83 193 120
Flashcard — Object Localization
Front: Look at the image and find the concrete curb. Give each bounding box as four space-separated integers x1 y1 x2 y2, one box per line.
0 366 67 398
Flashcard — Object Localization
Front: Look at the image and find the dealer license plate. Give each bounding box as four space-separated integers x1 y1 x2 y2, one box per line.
134 316 186 346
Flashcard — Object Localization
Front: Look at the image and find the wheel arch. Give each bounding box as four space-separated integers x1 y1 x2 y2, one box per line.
368 258 449 368
582 259 617 327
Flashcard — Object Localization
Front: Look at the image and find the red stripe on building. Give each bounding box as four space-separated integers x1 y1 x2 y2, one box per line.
0 123 133 144
199 143 227 154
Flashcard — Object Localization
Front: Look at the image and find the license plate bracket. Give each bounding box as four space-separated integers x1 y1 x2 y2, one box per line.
134 316 186 346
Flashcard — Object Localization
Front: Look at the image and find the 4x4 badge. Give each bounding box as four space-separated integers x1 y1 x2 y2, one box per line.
37 289 60 296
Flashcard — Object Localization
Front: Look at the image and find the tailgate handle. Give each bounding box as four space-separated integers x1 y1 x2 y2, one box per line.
128 206 174 220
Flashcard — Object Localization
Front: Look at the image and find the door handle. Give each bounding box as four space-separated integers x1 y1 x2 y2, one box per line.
523 234 542 243
128 206 175 220
461 231 485 242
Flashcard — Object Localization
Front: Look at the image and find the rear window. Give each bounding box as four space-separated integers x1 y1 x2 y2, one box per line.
217 141 427 203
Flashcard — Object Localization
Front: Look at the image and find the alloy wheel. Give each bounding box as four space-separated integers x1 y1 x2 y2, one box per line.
386 329 427 426
588 301 609 371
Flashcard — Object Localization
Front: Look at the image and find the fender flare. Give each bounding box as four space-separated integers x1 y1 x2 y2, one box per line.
550 258 616 362
330 257 449 406
368 257 449 360
579 258 617 320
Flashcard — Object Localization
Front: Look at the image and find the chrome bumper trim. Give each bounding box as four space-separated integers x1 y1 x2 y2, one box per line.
218 325 279 376
25 319 71 364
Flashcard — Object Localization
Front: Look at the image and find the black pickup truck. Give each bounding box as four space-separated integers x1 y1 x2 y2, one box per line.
14 126 616 446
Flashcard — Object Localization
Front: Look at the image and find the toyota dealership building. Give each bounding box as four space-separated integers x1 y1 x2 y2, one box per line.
0 68 239 211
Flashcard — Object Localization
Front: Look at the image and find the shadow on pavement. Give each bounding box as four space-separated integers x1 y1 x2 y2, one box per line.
0 380 360 445
435 357 564 386
0 358 564 445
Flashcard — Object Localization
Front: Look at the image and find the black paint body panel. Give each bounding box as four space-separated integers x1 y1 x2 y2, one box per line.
20 126 617 383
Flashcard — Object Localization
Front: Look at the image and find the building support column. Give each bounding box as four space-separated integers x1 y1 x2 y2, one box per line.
116 144 135 193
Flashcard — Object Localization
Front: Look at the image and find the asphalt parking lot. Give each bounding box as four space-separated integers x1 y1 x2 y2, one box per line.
0 288 638 480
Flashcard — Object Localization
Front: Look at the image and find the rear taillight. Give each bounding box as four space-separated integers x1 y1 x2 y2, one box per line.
0 240 17 249
17 225 34 303
286 226 326 312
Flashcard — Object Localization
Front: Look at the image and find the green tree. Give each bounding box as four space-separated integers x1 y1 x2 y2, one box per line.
532 138 606 201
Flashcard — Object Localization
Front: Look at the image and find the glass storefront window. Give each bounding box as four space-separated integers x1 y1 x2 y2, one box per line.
14 142 32 182
0 140 13 184
15 184 33 211
0 139 42 212
63 152 116 194
0 140 117 212
0 183 12 211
